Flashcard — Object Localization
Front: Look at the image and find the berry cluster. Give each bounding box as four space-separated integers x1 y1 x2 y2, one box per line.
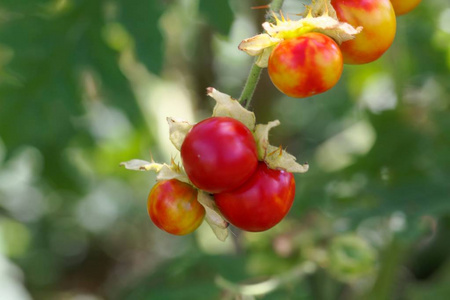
121 89 308 240
181 116 296 232
121 0 422 241
240 0 422 98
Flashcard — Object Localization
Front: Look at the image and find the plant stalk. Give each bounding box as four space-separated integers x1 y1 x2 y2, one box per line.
216 261 316 297
270 0 285 13
239 62 262 107
238 0 285 107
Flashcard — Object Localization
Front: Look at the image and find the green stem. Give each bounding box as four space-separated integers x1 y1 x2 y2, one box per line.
270 0 285 13
216 261 316 297
365 238 405 300
239 63 262 107
238 0 285 107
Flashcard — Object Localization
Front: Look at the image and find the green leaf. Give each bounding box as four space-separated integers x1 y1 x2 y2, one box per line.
0 0 142 190
199 0 233 35
118 0 165 74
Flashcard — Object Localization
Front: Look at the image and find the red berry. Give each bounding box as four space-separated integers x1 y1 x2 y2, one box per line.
215 162 296 232
181 117 258 194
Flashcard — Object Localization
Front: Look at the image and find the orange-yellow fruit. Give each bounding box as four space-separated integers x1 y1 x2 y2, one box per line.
147 179 205 235
268 32 343 98
390 0 422 16
331 0 397 64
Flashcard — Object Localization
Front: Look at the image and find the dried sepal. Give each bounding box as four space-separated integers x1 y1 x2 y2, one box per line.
208 87 256 131
262 12 361 45
238 0 362 67
253 121 309 173
119 159 162 171
197 190 229 242
255 46 276 68
156 159 190 184
265 145 309 173
238 34 281 56
288 15 362 45
167 117 193 151
304 0 338 20
253 120 281 161
119 158 191 184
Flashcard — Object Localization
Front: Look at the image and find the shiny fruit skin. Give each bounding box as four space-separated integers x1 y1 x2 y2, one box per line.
390 0 421 15
268 32 343 98
147 179 205 235
331 0 396 64
181 117 258 194
214 162 296 232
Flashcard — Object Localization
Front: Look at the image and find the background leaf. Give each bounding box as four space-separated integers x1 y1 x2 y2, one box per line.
199 0 234 35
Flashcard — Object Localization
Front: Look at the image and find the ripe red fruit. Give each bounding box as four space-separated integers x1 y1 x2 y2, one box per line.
214 162 296 232
390 0 422 16
181 117 258 194
147 179 205 235
331 0 396 64
268 32 343 98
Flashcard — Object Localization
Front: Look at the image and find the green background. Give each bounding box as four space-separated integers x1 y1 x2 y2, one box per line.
0 0 449 299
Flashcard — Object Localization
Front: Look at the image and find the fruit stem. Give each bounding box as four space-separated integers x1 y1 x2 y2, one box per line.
239 63 262 108
269 0 285 15
215 261 317 296
238 0 285 108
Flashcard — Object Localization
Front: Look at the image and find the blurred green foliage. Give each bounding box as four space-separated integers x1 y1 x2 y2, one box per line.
0 0 449 299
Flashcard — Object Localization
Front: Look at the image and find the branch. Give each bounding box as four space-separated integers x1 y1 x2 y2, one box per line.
238 0 285 106
216 261 316 296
